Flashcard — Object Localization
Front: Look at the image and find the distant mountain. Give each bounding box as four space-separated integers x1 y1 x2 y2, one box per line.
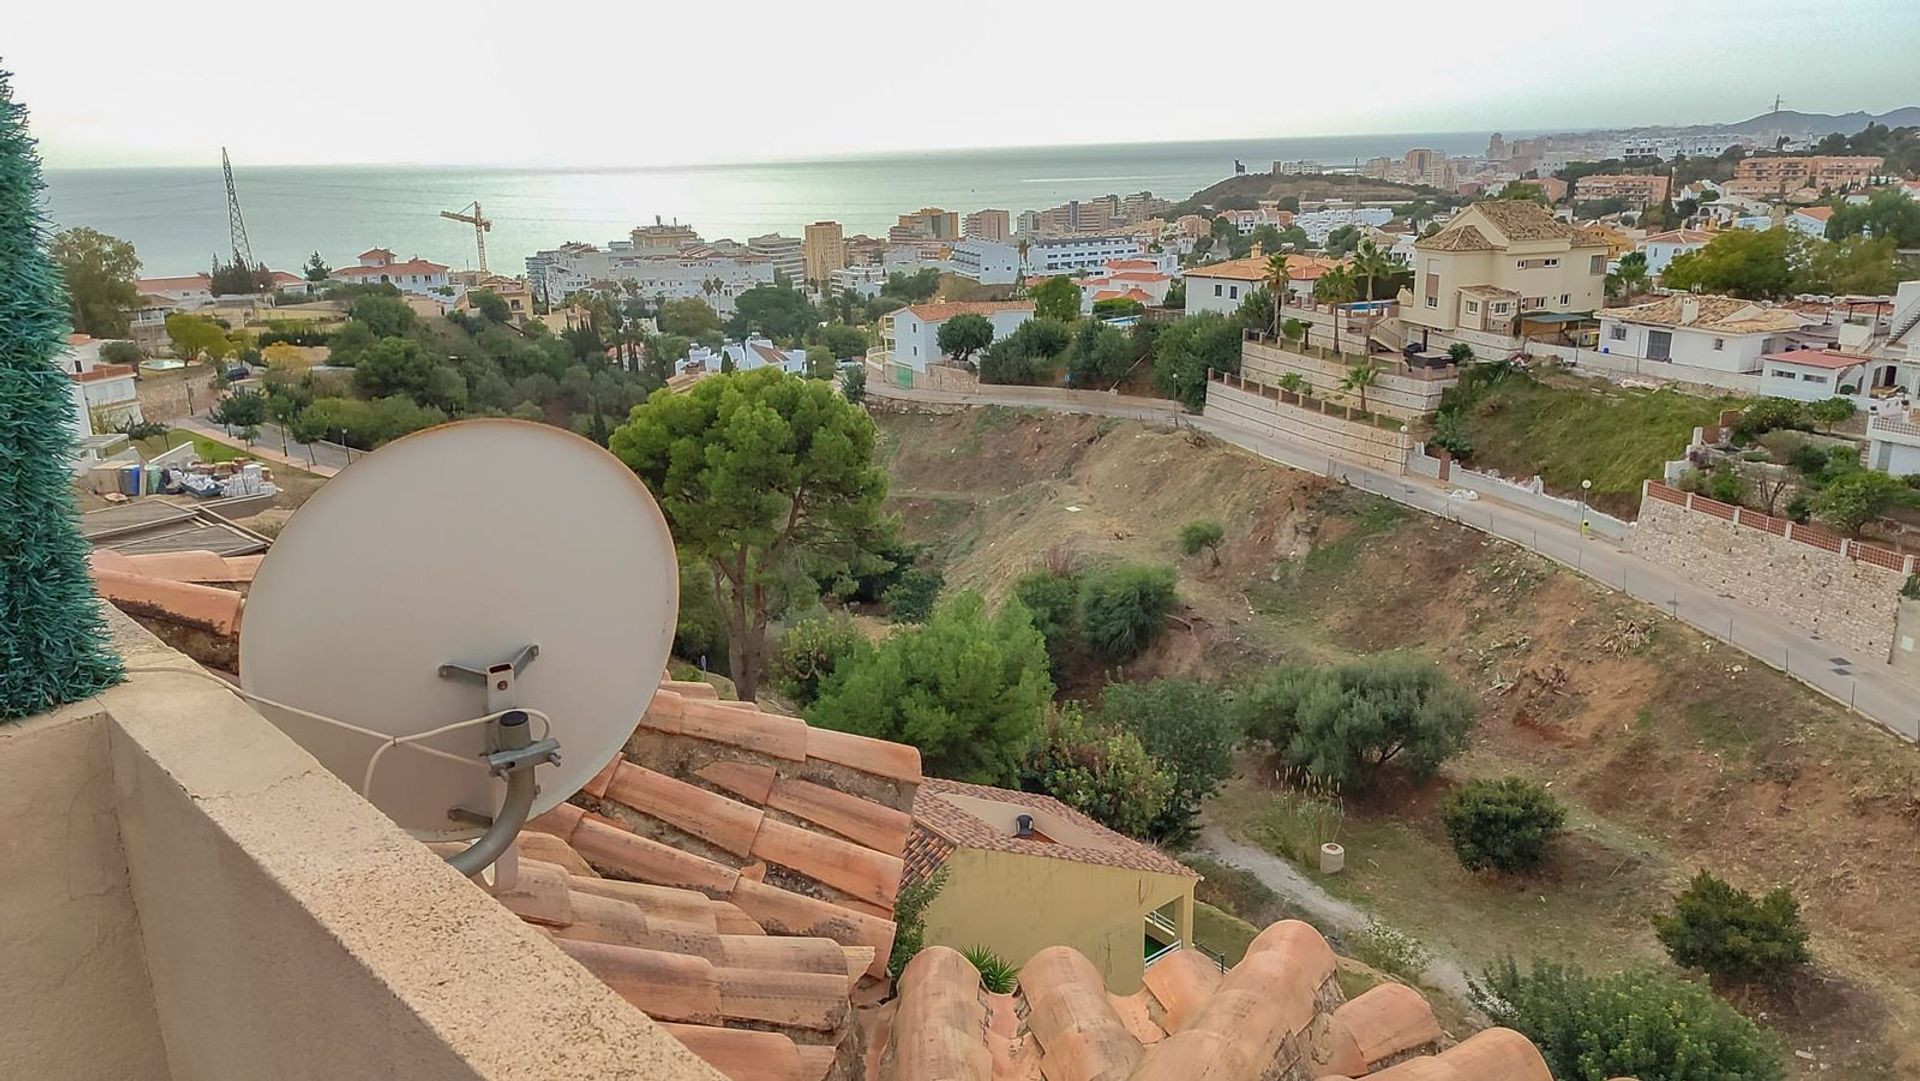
1717 107 1920 136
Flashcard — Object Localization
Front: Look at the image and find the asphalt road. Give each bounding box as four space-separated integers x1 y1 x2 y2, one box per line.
870 380 1920 743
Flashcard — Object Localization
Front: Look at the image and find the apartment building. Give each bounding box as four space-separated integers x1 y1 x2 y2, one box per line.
1726 155 1882 196
883 300 1034 371
747 233 804 285
330 247 451 297
844 233 885 267
1404 201 1608 342
1572 173 1671 208
803 220 847 285
524 241 774 315
894 207 960 240
963 209 1011 242
1024 235 1144 275
946 238 1021 285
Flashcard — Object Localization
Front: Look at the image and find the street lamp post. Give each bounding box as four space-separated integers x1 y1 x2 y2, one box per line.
1580 478 1593 539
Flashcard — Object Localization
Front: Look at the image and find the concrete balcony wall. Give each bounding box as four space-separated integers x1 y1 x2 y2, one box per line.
1 610 723 1081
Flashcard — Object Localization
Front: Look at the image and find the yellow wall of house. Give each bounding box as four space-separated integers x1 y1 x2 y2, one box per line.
921 847 1194 993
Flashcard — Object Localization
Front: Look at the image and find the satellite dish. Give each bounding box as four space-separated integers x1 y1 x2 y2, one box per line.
241 420 677 872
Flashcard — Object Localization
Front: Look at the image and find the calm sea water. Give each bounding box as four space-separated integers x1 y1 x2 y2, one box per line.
42 132 1509 278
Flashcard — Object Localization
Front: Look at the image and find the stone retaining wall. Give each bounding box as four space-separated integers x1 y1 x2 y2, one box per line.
1204 379 1411 473
1628 492 1903 658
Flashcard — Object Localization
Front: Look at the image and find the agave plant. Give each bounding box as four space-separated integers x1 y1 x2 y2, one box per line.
962 944 1019 994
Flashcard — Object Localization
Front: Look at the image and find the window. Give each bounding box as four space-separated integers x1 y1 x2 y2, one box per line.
1543 258 1559 268
1213 283 1222 297
1493 302 1511 314
1229 286 1239 300
1805 374 1829 384
1559 294 1570 306
1465 300 1480 314
1425 295 1438 308
1609 325 1627 340
1590 254 1606 274
1770 368 1795 379
1711 337 1725 351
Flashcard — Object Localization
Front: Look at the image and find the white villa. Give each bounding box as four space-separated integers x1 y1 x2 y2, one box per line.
331 248 452 297
1596 294 1808 376
881 300 1033 372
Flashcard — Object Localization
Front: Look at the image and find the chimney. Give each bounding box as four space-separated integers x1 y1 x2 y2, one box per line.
1680 298 1700 325
1014 814 1036 838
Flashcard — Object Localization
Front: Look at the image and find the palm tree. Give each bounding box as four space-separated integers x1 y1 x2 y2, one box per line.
1264 253 1291 338
1341 359 1383 416
1349 239 1395 354
1312 266 1358 354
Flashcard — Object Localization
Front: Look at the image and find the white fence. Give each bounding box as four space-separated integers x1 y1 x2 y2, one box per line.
1410 444 1632 540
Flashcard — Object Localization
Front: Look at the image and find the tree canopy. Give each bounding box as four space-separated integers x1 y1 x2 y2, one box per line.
1659 229 1795 299
1029 275 1081 322
936 312 995 366
1238 655 1475 790
1097 678 1239 843
730 283 819 343
50 226 139 337
1151 311 1241 410
609 368 890 699
807 591 1052 784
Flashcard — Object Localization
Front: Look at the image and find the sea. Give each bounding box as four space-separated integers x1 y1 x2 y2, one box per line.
41 131 1515 279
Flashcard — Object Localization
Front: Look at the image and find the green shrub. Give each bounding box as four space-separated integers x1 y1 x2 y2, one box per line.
1442 777 1566 874
1097 678 1238 843
1019 702 1173 838
1079 563 1177 662
1810 469 1910 536
1705 467 1742 504
1735 396 1808 439
1237 655 1474 791
1428 409 1473 457
1653 871 1810 984
1179 519 1225 563
808 592 1051 784
840 362 867 403
962 944 1019 994
1473 958 1784 1081
770 614 870 706
888 869 947 979
1013 568 1082 675
883 566 943 624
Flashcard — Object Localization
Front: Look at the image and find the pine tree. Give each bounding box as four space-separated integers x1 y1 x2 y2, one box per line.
0 70 124 719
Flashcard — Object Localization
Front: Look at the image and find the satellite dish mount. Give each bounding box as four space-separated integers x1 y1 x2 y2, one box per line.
436 643 562 876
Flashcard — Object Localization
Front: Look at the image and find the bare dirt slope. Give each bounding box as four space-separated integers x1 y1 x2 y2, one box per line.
878 406 1920 1077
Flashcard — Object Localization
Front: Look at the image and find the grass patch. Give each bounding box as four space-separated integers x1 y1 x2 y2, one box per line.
1300 490 1407 576
1682 701 1754 751
1451 370 1742 517
135 429 247 463
1192 901 1259 965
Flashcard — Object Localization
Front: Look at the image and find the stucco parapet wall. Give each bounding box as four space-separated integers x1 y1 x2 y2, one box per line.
96 611 724 1081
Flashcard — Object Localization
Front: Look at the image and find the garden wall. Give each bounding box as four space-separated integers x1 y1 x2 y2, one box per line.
1628 483 1907 658
1204 377 1411 473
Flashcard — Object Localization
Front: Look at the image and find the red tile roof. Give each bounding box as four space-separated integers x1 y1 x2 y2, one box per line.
911 777 1196 880
1761 348 1870 370
902 300 1034 323
334 258 449 278
875 922 1550 1081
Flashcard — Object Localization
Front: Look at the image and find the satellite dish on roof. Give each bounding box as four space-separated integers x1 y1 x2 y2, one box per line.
240 420 677 874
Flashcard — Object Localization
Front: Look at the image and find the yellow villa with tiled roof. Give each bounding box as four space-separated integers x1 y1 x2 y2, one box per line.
1403 201 1609 344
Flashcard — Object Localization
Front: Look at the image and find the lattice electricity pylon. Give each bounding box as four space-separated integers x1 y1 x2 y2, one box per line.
223 147 254 269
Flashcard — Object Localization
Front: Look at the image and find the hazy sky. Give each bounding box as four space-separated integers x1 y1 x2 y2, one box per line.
10 0 1917 169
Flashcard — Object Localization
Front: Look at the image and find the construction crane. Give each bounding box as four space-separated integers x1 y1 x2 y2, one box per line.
440 201 492 275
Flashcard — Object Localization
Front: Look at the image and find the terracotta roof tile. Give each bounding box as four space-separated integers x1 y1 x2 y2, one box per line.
749 817 904 909
1316 982 1444 1075
902 300 1034 323
764 775 914 854
1464 200 1579 243
1364 1028 1551 1080
902 824 956 884
644 694 812 762
1138 948 1221 1033
913 778 1197 880
728 878 897 978
117 549 260 583
806 725 923 782
890 947 996 1081
607 760 768 857
91 569 244 637
1021 946 1145 1080
658 1023 821 1081
1603 294 1808 334
698 759 778 805
516 831 599 876
492 858 575 926
1415 224 1495 252
570 812 742 894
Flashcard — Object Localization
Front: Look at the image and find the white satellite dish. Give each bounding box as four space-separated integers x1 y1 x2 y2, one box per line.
240 419 678 873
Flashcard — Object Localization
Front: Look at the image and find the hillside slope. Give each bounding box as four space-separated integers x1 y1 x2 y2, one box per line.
878 406 1919 1077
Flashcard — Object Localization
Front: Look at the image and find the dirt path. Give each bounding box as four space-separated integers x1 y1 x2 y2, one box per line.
1193 822 1480 1005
